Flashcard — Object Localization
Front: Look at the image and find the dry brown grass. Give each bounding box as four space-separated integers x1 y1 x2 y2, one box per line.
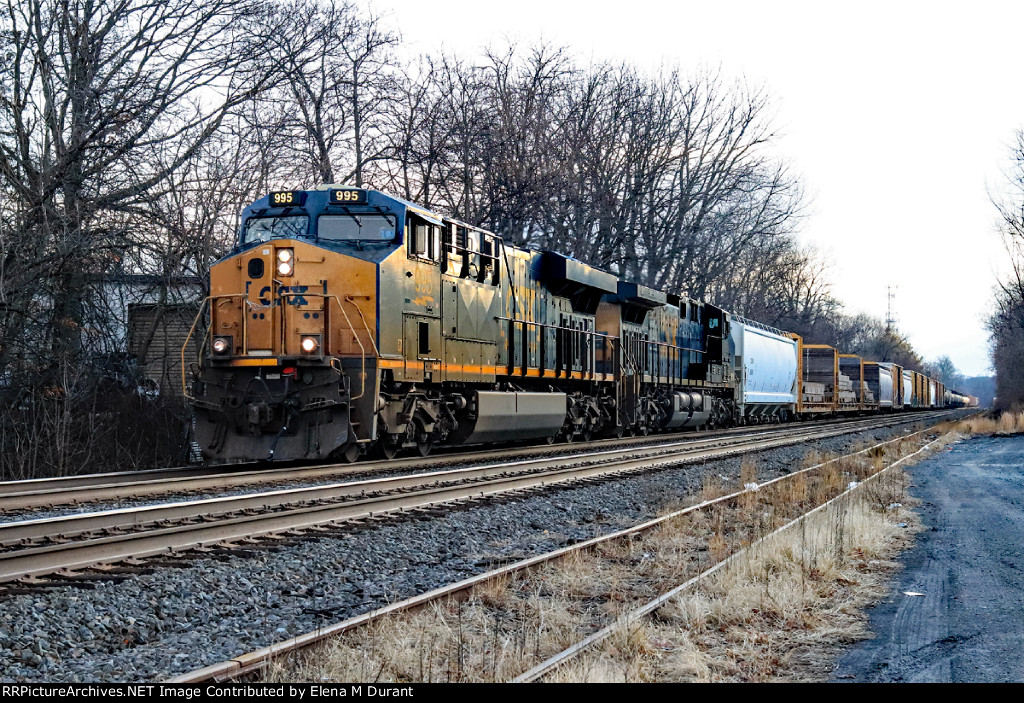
265 426 951 683
701 472 727 502
555 465 923 682
960 411 1024 435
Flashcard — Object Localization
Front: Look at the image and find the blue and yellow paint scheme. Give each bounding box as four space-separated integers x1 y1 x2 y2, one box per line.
188 187 732 462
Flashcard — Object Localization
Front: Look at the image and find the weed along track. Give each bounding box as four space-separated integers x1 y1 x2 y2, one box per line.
174 421 957 683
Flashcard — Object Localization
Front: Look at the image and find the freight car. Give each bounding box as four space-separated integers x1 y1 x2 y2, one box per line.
184 187 965 463
728 317 797 423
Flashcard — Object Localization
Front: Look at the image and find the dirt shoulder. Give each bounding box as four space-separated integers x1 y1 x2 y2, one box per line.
831 433 1024 683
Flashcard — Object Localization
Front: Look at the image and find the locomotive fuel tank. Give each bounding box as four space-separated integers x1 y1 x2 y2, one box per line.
661 391 711 429
449 391 568 444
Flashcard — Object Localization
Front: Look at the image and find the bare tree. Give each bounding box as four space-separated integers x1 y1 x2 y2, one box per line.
988 130 1024 409
0 0 276 478
252 0 399 188
0 0 270 370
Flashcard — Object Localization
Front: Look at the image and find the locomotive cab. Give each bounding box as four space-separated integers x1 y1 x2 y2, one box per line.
189 187 400 462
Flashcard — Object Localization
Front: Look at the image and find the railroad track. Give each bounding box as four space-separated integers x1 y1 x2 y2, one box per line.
170 412 966 683
0 410 957 587
512 433 941 684
0 410 951 513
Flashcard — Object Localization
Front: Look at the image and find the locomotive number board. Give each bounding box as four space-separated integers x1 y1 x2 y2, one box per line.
329 188 367 204
269 190 307 206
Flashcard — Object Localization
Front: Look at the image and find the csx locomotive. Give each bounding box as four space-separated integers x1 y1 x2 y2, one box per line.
185 187 974 463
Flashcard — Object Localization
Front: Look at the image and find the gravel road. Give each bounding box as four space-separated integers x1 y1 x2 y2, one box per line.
832 433 1024 683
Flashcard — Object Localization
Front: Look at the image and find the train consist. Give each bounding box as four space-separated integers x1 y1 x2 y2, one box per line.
185 188 976 462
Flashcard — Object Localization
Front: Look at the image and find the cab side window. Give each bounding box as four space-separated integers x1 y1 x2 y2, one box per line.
465 230 479 278
480 235 500 285
408 216 440 263
432 220 502 286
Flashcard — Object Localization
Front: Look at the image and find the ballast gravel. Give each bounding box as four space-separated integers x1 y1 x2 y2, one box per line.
0 418 947 682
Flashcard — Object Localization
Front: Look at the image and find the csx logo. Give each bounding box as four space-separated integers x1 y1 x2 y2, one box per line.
254 285 309 306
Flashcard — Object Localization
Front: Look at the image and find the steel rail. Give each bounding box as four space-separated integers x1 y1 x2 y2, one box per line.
0 420 786 497
168 413 963 683
0 412 949 545
0 410 954 511
0 463 262 497
0 411 956 584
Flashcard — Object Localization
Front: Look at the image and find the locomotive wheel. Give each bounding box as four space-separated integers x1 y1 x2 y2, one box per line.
377 438 400 460
416 438 433 457
339 442 360 463
580 426 593 442
545 434 557 445
637 423 650 437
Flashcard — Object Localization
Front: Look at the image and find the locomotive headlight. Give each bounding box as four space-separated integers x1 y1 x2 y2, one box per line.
212 335 232 355
277 248 294 276
300 335 320 354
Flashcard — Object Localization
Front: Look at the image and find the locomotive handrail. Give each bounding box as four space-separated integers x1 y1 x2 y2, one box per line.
180 293 258 400
497 316 616 379
618 332 707 384
180 294 253 401
339 295 381 402
494 316 706 383
342 296 380 357
632 337 705 356
328 297 366 401
614 336 641 376
495 316 618 338
180 296 213 401
181 291 379 403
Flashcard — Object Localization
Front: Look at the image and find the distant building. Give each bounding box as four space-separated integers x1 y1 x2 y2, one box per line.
91 275 205 398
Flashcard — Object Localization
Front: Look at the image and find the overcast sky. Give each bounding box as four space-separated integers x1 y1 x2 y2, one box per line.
377 0 1021 377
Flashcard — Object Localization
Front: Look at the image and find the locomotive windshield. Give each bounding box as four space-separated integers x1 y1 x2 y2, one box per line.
318 214 396 242
243 215 309 243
